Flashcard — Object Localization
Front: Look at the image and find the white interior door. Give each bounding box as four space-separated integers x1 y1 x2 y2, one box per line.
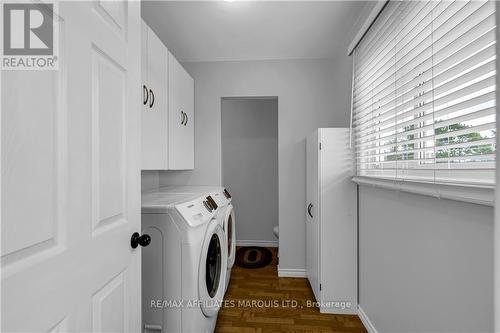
1 1 142 331
306 131 320 301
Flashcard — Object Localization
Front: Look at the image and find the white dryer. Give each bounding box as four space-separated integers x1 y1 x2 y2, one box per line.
141 190 228 333
157 186 236 293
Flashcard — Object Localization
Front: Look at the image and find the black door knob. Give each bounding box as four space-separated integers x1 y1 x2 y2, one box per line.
131 232 151 248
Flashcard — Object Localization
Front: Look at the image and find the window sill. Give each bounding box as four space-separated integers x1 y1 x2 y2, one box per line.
352 176 495 207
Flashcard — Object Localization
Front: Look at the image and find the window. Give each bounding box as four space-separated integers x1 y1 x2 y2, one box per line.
352 0 496 186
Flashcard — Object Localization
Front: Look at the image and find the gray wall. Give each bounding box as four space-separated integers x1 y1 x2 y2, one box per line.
141 171 159 192
160 58 352 270
350 2 495 331
221 98 278 243
359 186 494 332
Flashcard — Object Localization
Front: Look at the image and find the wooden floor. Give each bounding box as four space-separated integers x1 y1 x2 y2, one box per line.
216 248 367 333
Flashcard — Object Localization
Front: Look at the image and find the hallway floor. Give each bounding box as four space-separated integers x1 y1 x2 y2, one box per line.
215 248 367 333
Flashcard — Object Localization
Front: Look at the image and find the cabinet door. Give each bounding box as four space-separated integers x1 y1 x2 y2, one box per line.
319 128 357 314
180 63 194 169
306 131 320 301
168 53 194 170
141 21 148 108
141 26 168 169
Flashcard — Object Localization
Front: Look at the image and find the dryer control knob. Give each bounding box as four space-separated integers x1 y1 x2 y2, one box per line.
206 196 218 209
203 200 213 212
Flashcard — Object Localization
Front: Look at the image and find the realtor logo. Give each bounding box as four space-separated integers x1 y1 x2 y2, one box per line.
2 2 58 70
4 3 53 55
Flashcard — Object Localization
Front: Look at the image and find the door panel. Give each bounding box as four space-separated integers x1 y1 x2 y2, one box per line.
306 131 320 301
92 272 126 332
1 1 141 331
92 48 126 233
95 0 127 37
1 66 63 265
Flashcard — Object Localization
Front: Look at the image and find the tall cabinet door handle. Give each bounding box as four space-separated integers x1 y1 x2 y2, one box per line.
307 203 313 218
143 85 148 105
181 111 186 125
184 113 188 126
149 89 155 108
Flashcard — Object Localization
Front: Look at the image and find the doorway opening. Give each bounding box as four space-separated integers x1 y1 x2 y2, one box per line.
221 97 279 248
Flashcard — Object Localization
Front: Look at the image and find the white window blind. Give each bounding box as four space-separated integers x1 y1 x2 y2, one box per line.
352 0 496 186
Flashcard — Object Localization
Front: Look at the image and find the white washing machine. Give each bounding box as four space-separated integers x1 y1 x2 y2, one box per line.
141 190 228 333
156 186 236 293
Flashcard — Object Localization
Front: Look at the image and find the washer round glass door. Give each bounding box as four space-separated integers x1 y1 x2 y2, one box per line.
198 219 227 317
206 233 221 297
225 205 236 269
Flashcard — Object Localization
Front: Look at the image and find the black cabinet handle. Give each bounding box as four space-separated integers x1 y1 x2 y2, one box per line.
307 203 313 218
149 89 155 108
181 111 188 126
143 85 148 105
131 232 151 248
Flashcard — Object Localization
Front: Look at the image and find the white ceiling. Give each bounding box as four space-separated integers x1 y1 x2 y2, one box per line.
141 1 368 62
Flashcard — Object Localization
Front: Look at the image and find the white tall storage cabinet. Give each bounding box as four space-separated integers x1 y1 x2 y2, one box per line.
306 128 357 314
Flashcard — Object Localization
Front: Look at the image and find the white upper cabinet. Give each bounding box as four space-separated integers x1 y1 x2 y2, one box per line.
141 20 194 170
168 53 194 170
141 22 168 169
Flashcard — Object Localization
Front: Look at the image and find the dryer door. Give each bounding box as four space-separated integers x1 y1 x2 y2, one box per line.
225 205 236 269
198 219 227 317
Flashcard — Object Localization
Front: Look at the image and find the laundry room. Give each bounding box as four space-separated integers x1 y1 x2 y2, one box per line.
1 1 497 333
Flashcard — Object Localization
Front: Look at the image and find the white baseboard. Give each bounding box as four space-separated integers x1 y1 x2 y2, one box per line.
320 305 357 315
277 266 307 278
236 240 278 247
358 306 378 333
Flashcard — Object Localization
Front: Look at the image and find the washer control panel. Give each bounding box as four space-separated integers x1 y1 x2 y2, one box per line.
210 190 231 207
176 197 215 227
